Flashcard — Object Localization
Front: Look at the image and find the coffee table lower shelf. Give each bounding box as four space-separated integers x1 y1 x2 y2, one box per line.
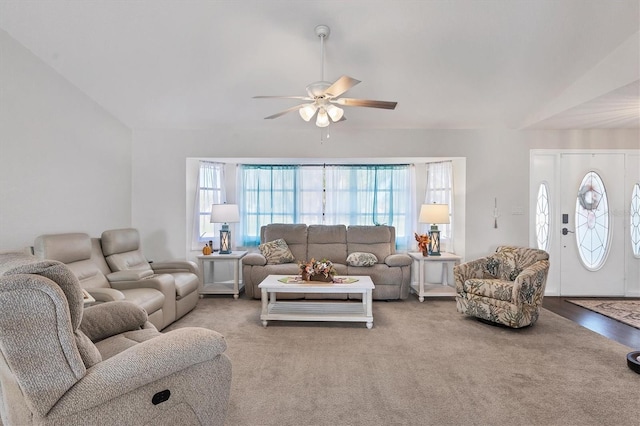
261 301 373 328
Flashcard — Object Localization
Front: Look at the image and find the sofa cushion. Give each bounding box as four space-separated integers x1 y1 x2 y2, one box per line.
307 225 347 264
259 239 296 265
463 278 514 302
172 272 200 298
347 225 394 263
347 252 378 267
34 233 92 264
489 246 549 281
262 224 308 261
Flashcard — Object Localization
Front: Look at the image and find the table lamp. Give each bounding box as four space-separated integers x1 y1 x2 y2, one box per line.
419 203 450 256
210 204 240 254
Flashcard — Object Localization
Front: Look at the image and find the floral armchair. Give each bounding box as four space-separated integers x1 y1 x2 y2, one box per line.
454 246 550 328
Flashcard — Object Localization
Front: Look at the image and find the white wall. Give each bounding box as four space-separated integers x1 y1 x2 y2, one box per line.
2 27 637 266
0 30 132 251
131 127 639 262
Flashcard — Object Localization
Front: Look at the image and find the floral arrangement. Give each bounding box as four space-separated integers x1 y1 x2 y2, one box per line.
299 258 336 280
414 233 431 254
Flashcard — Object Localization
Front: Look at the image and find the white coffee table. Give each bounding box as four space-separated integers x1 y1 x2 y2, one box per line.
258 275 375 329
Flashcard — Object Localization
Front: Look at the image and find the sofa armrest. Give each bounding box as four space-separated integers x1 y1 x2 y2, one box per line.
48 327 229 416
151 260 199 275
86 287 126 302
384 253 412 267
80 301 150 342
108 273 175 297
454 256 493 293
107 270 154 282
512 260 550 305
243 252 267 266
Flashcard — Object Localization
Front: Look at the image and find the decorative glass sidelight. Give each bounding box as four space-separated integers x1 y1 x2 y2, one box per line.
575 171 610 270
631 183 640 257
535 183 550 251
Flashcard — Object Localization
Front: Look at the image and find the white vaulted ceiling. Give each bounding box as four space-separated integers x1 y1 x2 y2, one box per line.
1 0 638 130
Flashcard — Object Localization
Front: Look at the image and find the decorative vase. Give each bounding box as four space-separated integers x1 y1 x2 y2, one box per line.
311 274 334 282
301 271 334 282
421 248 429 257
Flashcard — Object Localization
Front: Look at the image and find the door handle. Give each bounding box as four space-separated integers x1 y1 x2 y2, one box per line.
562 228 574 235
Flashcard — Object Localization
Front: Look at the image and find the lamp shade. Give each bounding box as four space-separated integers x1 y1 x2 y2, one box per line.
419 204 450 225
210 204 240 224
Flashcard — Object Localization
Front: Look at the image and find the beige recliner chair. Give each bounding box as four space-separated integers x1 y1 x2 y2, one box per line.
0 252 231 425
34 233 175 330
455 246 550 328
101 228 200 321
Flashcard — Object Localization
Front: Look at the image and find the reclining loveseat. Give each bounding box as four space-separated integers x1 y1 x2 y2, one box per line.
34 229 199 330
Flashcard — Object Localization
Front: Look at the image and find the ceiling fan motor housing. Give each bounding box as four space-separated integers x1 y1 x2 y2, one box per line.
306 81 332 98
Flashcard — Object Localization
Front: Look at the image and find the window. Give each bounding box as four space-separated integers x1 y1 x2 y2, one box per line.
575 171 610 270
324 165 412 232
192 162 226 246
424 161 454 251
239 165 298 245
535 183 550 251
239 164 414 249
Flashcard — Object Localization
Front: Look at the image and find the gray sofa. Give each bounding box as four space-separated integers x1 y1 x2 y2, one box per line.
242 224 412 300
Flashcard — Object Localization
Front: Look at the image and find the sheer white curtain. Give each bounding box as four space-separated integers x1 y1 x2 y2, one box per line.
324 165 415 250
237 165 299 246
191 161 226 250
424 161 454 253
237 163 415 250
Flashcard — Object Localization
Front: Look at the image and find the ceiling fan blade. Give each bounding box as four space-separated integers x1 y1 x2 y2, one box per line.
324 75 361 98
253 95 311 100
334 98 398 110
263 104 305 120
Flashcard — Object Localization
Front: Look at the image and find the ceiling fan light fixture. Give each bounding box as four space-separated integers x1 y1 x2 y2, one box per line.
326 104 344 122
254 25 397 128
299 104 318 122
316 108 330 127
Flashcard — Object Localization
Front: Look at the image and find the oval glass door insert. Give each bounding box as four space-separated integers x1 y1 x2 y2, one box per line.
575 171 610 270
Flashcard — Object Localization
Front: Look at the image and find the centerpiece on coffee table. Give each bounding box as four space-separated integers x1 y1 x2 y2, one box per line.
299 258 336 282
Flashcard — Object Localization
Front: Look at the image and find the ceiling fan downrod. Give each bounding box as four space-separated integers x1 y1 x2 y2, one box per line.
315 25 330 82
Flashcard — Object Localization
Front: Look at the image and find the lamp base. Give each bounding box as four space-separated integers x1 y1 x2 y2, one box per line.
219 225 232 254
429 228 441 256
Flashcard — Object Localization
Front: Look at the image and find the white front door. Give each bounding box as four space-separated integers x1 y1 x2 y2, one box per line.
559 153 626 296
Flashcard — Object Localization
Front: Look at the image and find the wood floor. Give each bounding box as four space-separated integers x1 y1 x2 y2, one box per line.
543 296 640 349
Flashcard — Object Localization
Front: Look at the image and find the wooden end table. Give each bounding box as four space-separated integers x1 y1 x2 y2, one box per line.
409 252 461 302
197 251 247 299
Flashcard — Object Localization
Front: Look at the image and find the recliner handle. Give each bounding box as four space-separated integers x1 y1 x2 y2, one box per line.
152 389 171 405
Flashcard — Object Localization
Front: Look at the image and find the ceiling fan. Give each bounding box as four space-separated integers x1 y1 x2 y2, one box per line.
254 25 397 128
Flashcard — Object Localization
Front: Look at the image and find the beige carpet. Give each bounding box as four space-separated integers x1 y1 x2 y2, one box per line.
567 299 640 329
166 296 639 426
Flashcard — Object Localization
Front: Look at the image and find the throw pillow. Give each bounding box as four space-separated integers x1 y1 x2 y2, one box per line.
347 252 378 267
259 239 295 265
